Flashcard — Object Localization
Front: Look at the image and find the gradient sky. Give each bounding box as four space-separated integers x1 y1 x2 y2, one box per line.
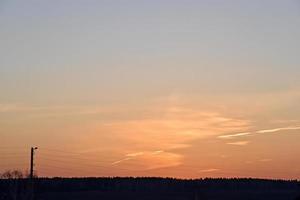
1 0 300 179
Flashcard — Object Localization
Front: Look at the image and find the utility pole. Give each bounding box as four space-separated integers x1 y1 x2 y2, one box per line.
29 147 38 200
30 147 38 179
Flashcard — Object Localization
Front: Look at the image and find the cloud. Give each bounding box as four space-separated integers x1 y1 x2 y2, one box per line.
0 103 116 118
112 151 182 170
260 158 272 162
257 127 300 134
226 141 250 146
220 155 230 159
0 103 46 113
218 126 300 139
40 95 250 172
112 157 132 165
126 152 144 157
198 168 220 173
97 109 250 152
143 152 182 170
112 152 145 165
218 132 252 139
152 150 164 155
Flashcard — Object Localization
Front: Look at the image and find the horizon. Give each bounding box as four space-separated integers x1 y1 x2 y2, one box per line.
1 0 300 180
1 172 299 182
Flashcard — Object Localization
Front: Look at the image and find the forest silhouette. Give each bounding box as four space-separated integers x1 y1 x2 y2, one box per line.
1 174 300 200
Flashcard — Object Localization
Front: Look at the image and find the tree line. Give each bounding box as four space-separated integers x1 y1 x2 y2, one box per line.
0 170 300 200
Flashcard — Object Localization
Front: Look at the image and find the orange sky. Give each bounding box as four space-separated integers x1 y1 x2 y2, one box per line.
1 1 300 179
1 92 300 179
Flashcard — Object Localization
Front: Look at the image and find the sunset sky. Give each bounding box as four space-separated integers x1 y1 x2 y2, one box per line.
1 0 300 179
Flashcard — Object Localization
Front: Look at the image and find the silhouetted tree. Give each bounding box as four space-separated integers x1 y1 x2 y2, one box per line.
0 170 32 200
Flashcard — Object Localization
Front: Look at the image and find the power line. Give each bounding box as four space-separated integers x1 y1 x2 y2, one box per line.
40 148 89 155
37 157 111 166
38 152 114 161
39 148 117 160
37 157 136 172
37 164 120 177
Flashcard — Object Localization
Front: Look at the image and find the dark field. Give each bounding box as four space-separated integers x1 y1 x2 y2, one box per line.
1 177 300 200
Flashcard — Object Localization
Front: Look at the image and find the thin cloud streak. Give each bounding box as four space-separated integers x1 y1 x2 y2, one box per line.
112 152 145 165
112 157 132 165
198 168 220 173
218 132 252 139
257 127 300 133
111 150 183 170
260 158 272 162
152 150 164 155
226 141 250 146
126 152 144 157
218 126 300 139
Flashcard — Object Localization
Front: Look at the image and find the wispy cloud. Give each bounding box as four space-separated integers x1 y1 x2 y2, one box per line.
126 152 144 157
0 103 116 117
112 157 132 165
218 132 252 139
198 168 220 173
257 127 300 134
112 151 182 170
0 103 48 113
112 152 145 165
260 158 272 162
151 150 164 155
226 141 250 146
218 126 300 139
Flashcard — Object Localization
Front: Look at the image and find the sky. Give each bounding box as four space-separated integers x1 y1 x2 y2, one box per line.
0 0 300 179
